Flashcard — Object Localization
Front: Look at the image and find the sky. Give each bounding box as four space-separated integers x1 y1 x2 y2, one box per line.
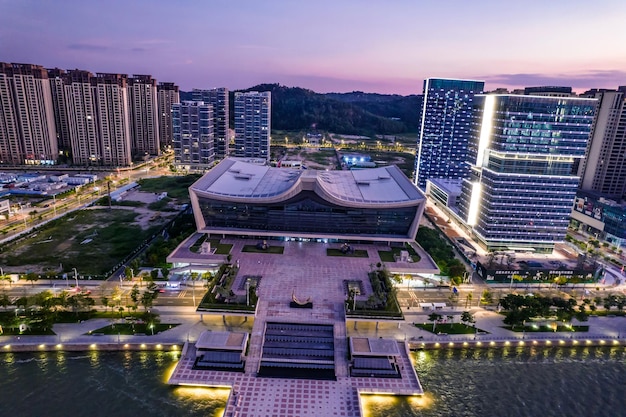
1 0 625 95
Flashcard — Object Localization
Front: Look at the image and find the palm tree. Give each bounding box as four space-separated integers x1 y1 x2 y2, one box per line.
428 312 443 332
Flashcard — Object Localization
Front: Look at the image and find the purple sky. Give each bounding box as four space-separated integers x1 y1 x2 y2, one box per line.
1 0 625 94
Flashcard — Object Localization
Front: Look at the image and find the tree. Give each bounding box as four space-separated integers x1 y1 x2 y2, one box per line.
111 286 122 307
202 272 213 288
140 291 155 311
461 311 475 327
146 281 159 295
481 289 494 305
465 293 473 309
448 260 466 283
101 296 110 312
25 272 39 287
160 267 170 279
428 312 442 332
124 266 133 281
446 314 454 324
0 293 10 309
130 284 140 305
150 269 159 280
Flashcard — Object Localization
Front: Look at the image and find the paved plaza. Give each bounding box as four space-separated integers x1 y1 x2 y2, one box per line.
167 238 425 417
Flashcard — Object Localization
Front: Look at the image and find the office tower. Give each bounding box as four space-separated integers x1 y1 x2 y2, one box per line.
172 101 214 171
0 63 58 165
457 94 597 253
157 82 179 149
193 88 229 159
414 78 484 189
92 73 132 166
234 91 271 161
579 87 626 200
127 75 160 158
47 68 71 153
64 69 100 165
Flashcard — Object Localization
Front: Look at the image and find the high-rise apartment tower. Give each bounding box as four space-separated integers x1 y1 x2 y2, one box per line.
234 91 271 161
193 88 229 159
157 82 179 149
172 101 214 171
0 63 58 164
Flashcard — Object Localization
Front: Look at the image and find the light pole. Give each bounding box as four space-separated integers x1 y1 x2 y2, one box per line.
246 280 250 307
72 268 78 288
189 273 196 307
150 324 154 336
19 204 27 230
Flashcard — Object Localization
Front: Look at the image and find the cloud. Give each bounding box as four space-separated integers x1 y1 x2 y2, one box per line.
481 70 626 89
67 43 109 52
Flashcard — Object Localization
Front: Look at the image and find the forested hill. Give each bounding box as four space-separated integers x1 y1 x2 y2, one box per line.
180 84 421 135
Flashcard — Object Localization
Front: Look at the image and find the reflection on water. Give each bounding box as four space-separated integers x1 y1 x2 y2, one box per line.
0 351 228 417
364 346 626 417
2 347 625 417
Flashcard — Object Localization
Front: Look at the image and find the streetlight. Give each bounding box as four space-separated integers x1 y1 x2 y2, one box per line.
191 274 196 307
150 324 154 336
72 268 78 288
246 280 250 307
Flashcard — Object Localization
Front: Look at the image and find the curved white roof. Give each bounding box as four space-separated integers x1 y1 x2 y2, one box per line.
190 158 424 208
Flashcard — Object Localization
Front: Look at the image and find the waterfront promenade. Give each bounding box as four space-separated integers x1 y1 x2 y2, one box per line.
3 238 626 417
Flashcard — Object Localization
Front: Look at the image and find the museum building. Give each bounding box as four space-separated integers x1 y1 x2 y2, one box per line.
188 158 426 242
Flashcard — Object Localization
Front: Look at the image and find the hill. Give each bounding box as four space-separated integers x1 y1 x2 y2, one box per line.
181 85 421 136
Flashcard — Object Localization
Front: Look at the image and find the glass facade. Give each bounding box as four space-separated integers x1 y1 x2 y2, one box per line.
197 191 418 238
459 94 597 252
415 78 484 189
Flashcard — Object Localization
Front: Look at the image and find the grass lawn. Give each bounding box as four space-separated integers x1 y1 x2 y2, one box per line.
0 209 163 276
190 236 232 255
138 175 201 201
242 245 284 254
378 246 421 263
505 325 589 333
415 323 488 335
0 327 56 335
89 322 179 336
327 248 369 258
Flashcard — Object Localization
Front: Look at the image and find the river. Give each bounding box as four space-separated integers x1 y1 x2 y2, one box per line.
1 347 625 417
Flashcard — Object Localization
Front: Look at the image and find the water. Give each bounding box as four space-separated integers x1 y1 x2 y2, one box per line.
1 347 625 417
365 346 626 417
0 351 227 417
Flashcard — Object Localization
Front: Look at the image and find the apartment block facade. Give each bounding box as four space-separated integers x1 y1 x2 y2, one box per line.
193 88 229 159
157 82 180 149
0 63 58 165
172 101 214 171
234 91 271 161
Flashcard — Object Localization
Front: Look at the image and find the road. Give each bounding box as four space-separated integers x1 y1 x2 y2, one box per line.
0 279 202 309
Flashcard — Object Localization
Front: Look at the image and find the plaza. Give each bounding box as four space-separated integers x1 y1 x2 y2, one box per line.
167 237 430 417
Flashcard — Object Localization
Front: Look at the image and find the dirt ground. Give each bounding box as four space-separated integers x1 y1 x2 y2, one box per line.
119 190 176 229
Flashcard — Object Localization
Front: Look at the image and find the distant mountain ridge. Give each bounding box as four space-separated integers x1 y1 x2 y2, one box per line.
180 84 421 135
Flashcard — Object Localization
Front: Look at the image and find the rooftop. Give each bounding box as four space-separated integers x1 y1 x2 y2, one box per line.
190 158 423 205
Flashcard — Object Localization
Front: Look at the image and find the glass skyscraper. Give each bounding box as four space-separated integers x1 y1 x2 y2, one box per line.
457 94 597 253
414 78 484 189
